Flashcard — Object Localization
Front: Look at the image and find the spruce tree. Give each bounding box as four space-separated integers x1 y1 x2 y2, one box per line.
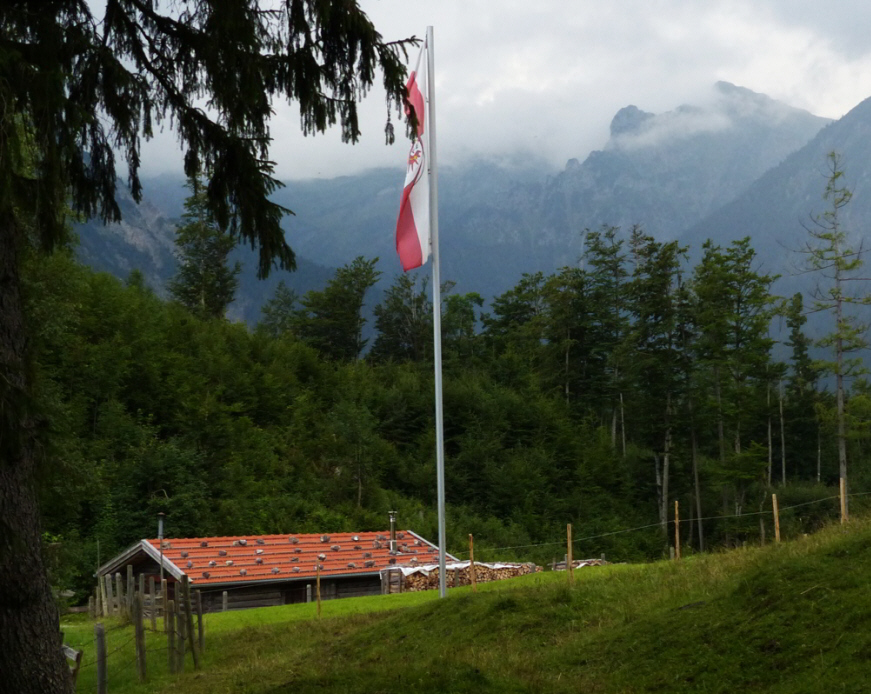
292 257 381 361
169 180 241 319
0 3 412 689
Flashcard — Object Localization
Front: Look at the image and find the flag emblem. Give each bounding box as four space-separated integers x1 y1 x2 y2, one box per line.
395 44 430 271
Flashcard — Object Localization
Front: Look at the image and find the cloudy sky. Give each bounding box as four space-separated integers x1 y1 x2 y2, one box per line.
140 0 871 180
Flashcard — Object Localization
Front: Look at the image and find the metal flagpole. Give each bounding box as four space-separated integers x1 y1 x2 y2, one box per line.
425 25 447 599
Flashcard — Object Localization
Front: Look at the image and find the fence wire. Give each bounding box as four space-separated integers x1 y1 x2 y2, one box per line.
451 488 868 558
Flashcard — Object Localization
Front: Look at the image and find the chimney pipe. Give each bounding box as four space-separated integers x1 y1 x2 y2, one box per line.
158 512 165 582
388 511 397 552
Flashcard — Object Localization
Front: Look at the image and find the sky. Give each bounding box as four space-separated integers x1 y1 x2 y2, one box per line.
139 0 871 181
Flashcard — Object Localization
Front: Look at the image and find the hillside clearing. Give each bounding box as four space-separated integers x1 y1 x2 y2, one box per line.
62 517 871 693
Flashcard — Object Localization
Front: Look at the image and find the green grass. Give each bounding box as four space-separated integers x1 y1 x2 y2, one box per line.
65 520 871 693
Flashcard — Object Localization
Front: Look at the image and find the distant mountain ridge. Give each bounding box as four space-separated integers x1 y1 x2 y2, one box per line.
72 82 842 317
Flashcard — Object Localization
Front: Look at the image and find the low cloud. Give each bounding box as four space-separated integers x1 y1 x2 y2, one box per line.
137 0 871 182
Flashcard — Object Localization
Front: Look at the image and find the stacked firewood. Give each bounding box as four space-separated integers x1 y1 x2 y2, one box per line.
552 557 610 571
400 562 541 592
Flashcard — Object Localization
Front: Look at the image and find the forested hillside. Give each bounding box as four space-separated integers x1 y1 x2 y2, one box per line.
38 176 871 602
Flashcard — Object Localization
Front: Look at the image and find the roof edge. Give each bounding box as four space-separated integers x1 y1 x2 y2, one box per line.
191 570 382 590
406 529 459 562
96 540 185 580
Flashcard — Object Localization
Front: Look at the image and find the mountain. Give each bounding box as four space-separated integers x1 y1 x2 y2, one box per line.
265 82 828 300
542 82 830 242
72 82 832 315
680 94 871 266
73 181 336 324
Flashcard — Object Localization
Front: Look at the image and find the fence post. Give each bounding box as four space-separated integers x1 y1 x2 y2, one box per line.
98 578 106 617
95 622 107 694
88 595 96 620
115 572 124 618
134 593 147 682
316 564 322 619
149 576 156 631
196 590 204 654
772 493 781 543
182 576 200 669
469 534 477 593
105 575 114 617
307 584 312 603
167 599 176 674
127 564 135 616
176 596 186 672
567 524 574 584
222 590 228 612
674 500 681 560
161 579 168 633
840 477 848 524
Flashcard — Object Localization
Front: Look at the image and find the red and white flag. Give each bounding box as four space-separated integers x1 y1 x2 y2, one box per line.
395 43 430 271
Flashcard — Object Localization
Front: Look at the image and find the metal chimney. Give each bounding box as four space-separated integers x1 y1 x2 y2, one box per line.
158 512 165 581
388 511 397 552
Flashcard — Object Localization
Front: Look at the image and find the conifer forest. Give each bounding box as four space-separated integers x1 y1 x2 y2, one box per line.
38 155 871 603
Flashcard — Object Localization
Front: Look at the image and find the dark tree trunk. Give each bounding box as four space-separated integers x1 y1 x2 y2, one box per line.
0 224 73 693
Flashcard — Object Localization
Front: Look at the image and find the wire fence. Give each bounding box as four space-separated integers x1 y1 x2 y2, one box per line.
450 488 870 559
63 486 871 690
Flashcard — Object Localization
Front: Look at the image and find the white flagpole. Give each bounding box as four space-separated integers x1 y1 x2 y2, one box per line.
425 25 447 599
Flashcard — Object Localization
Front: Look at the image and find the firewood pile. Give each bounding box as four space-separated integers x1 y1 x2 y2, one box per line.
552 557 610 571
397 561 541 592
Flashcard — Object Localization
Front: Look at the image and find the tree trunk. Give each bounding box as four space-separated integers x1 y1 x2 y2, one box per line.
688 395 704 552
659 395 673 537
564 330 570 405
779 380 786 485
619 392 627 458
817 418 822 483
766 381 772 485
836 293 848 515
0 224 74 693
611 407 617 449
714 367 726 463
654 452 664 532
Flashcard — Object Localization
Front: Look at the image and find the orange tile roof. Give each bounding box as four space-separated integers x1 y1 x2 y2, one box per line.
146 530 448 586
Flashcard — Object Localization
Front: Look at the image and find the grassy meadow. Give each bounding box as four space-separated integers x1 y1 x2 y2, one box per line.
63 518 871 693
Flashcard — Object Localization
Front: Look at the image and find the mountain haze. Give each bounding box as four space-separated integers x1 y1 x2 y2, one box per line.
72 82 834 313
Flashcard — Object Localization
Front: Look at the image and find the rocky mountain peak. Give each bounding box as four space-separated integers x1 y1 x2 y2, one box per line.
609 105 655 138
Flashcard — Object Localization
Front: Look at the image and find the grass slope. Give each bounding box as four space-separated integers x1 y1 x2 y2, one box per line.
65 519 871 693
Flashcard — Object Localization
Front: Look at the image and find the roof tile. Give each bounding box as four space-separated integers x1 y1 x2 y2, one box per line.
147 530 446 586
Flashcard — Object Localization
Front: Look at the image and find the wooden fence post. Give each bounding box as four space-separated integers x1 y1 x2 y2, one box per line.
98 578 106 617
772 493 781 543
182 576 200 669
115 573 124 618
95 622 107 694
222 590 228 612
88 595 96 620
674 500 681 560
161 579 168 633
134 593 146 682
567 524 574 584
840 477 847 523
176 598 186 673
469 534 477 593
105 575 114 617
126 564 135 616
149 576 156 631
316 564 322 618
307 584 313 602
196 590 204 654
163 600 176 675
